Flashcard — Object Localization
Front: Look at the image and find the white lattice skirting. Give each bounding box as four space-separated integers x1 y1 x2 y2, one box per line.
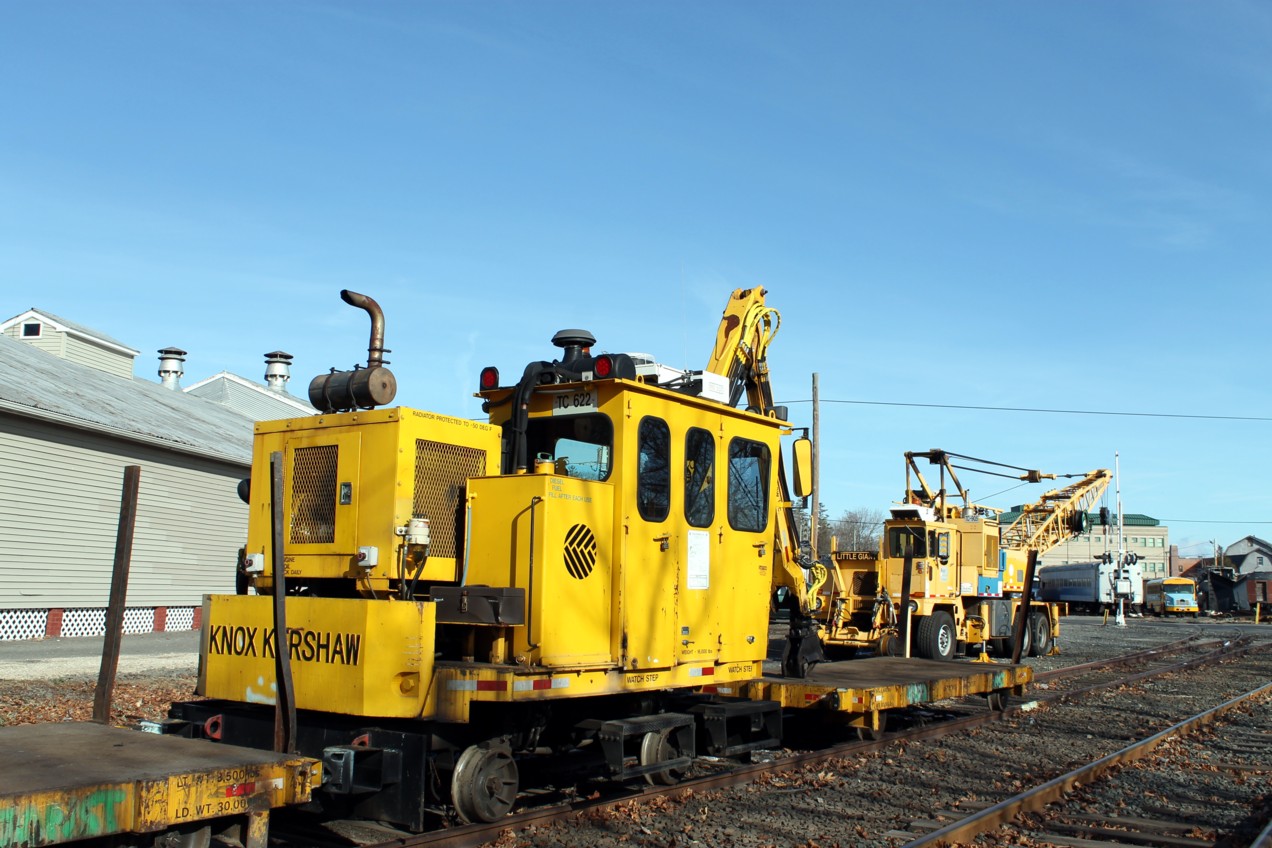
0 606 201 641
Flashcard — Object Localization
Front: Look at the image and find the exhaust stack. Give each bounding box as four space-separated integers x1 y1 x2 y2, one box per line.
308 289 397 413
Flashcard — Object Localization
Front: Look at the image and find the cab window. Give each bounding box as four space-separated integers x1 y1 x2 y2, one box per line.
637 417 671 521
727 437 769 532
526 413 612 480
888 526 927 558
684 428 715 527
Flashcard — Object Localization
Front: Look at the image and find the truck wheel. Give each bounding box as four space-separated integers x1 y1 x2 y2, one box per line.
915 612 956 661
1028 611 1052 656
1009 610 1032 658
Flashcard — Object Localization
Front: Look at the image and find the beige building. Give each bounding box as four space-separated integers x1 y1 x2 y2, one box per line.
0 308 309 641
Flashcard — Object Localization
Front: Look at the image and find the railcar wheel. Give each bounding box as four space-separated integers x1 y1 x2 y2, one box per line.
856 711 889 741
878 632 903 657
986 690 1009 712
1028 611 1052 656
915 612 956 661
452 741 519 824
640 727 687 786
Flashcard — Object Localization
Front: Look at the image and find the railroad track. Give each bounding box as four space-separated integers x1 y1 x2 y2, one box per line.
270 633 1270 848
897 677 1272 847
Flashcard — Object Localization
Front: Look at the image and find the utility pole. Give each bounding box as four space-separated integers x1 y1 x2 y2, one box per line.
810 372 820 560
1114 452 1126 627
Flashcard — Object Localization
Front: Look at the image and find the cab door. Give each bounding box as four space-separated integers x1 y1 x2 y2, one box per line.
712 431 774 662
619 415 678 671
677 426 718 665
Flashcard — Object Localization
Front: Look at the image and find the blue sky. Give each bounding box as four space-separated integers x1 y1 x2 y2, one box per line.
3 1 1269 557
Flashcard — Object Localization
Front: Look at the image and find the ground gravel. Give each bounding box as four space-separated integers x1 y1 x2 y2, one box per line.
2 616 1267 848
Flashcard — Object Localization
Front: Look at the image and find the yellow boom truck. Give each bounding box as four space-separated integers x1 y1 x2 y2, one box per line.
816 450 1112 661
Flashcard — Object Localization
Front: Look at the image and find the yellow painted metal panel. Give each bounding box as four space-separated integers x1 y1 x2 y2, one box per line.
199 595 435 718
430 659 764 723
465 474 615 668
246 407 500 588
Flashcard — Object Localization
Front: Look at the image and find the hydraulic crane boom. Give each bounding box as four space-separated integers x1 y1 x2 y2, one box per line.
1000 468 1113 554
704 288 826 676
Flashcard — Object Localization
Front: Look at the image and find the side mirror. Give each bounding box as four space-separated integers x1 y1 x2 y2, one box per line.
792 436 813 498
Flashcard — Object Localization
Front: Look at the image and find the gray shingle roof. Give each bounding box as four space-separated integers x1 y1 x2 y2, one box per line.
0 334 251 466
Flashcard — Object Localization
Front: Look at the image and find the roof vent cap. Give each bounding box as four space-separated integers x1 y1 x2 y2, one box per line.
158 347 187 390
264 351 293 394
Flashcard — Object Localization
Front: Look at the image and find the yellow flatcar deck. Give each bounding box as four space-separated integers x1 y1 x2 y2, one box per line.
716 657 1032 716
0 723 320 848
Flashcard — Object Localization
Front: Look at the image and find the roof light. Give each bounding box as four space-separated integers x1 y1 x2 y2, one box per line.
479 366 499 390
594 355 613 378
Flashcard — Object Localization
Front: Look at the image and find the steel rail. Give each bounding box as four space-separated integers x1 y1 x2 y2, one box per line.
898 677 1272 847
1252 815 1272 848
1032 633 1204 682
331 638 1253 848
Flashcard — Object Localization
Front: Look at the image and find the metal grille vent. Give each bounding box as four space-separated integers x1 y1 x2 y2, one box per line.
414 440 486 559
291 444 338 544
851 571 879 596
563 524 597 580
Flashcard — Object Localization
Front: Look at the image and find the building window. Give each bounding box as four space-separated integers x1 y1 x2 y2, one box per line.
637 417 671 522
21 322 41 338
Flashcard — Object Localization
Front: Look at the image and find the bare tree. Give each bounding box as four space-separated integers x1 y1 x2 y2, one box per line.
826 507 885 554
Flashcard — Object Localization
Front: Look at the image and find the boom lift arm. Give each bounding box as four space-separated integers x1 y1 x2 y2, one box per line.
704 288 826 676
999 468 1113 553
905 449 1111 554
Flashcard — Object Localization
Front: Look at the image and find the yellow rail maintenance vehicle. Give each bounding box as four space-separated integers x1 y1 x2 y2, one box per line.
815 451 1112 661
167 288 826 830
163 288 1030 832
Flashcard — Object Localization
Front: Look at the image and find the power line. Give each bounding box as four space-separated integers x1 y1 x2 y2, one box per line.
1160 518 1272 525
777 398 1272 422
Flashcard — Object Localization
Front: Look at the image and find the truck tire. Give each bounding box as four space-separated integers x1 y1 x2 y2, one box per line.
1028 610 1052 656
915 611 956 661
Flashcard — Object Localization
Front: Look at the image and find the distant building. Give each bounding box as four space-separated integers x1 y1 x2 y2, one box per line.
1167 546 1202 579
0 308 312 641
1223 536 1272 576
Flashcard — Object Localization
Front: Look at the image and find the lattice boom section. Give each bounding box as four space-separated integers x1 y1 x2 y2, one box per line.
291 444 338 544
414 439 487 559
0 610 48 641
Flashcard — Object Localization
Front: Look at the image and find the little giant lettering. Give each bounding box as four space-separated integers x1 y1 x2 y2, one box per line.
208 624 363 666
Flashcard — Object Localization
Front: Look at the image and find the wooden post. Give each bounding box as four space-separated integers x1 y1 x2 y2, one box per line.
898 541 915 659
270 452 297 753
93 465 141 724
1011 549 1039 664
